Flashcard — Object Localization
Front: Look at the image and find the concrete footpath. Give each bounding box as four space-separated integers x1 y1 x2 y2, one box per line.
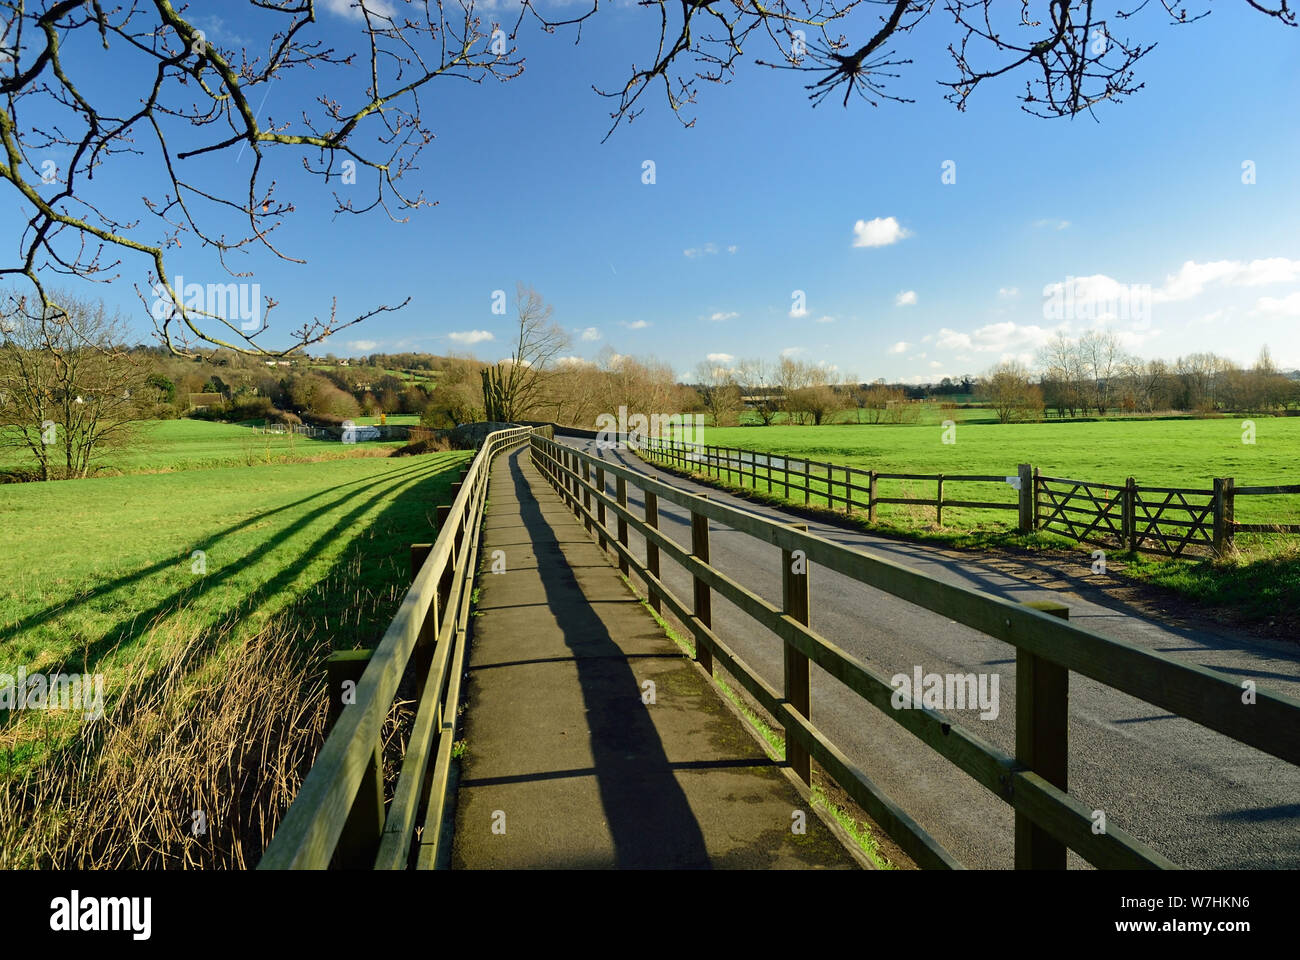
449 446 859 869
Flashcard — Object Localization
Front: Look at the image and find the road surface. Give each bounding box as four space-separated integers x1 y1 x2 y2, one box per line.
559 436 1300 869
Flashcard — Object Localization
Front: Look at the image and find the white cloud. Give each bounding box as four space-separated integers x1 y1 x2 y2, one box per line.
999 352 1036 367
709 311 739 322
852 216 910 248
684 242 719 258
1033 218 1070 231
789 304 808 319
1255 291 1300 317
449 330 493 345
928 360 944 369
895 290 917 306
556 356 595 367
622 320 651 330
888 341 908 354
814 315 836 324
1154 258 1300 302
579 327 601 341
727 245 738 254
998 287 1019 299
347 339 377 352
781 346 806 358
934 322 1056 355
707 352 735 364
935 328 972 351
321 0 395 19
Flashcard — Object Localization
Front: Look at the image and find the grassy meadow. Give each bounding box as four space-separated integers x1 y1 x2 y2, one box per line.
0 418 409 479
659 416 1300 624
698 416 1300 527
0 436 470 866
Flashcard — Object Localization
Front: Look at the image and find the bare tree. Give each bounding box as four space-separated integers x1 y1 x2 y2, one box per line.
0 293 144 479
737 358 783 426
0 1 523 356
978 360 1044 423
559 1 1294 135
692 359 743 427
481 284 569 422
2 2 1290 356
1077 329 1129 414
777 356 818 424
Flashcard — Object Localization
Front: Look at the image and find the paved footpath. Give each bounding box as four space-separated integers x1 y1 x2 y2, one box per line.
450 446 859 869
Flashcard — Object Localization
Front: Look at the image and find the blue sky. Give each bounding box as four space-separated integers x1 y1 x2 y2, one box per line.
8 1 1300 381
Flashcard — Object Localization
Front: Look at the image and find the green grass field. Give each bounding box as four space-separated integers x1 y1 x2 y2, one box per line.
697 417 1300 527
352 413 421 426
0 418 407 478
654 416 1300 624
0 450 469 774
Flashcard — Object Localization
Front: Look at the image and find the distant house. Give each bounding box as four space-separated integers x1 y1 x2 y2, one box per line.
189 392 224 410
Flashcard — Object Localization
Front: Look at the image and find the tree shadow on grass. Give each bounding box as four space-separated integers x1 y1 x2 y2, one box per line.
0 455 454 648
2 453 467 734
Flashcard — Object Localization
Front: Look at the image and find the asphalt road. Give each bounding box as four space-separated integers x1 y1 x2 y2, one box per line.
559 436 1300 869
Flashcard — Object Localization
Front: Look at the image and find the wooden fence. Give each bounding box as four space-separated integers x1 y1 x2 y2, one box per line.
259 425 534 870
637 436 1300 558
532 434 1300 868
636 436 1022 526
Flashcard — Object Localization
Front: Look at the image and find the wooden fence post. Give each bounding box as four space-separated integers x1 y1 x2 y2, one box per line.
1125 477 1138 552
645 490 661 614
691 498 713 676
1225 478 1235 553
326 649 384 869
582 462 593 533
1015 600 1069 870
1032 467 1041 530
411 543 435 679
1213 477 1236 556
616 476 629 575
1017 463 1033 533
868 470 877 523
782 524 811 785
595 466 607 550
936 474 945 526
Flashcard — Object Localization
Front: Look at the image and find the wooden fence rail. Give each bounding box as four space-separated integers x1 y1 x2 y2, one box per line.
533 434 1300 869
636 436 1300 558
259 426 535 870
636 436 1022 526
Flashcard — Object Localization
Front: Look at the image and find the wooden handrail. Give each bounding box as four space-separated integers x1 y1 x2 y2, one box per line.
531 434 1300 869
260 426 534 870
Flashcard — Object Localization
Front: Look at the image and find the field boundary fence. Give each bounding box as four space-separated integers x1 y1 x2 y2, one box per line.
633 436 1300 558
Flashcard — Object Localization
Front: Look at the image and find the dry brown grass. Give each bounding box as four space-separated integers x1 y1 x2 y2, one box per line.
0 611 333 869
